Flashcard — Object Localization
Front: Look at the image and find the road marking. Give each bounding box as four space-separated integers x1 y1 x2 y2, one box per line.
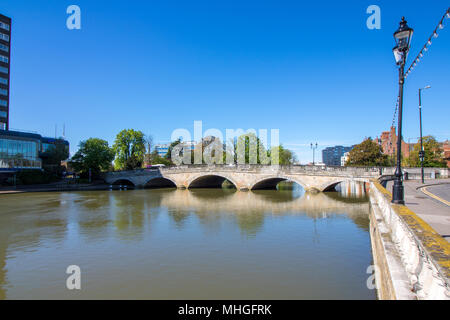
421 187 450 207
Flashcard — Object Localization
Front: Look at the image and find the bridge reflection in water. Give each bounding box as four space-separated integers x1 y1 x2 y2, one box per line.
158 185 368 218
0 181 374 299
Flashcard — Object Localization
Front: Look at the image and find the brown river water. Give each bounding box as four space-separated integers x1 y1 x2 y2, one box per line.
0 184 376 299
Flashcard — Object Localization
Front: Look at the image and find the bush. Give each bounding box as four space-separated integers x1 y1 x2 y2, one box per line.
15 170 59 185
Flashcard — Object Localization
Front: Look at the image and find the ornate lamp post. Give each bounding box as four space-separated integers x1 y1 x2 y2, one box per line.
392 17 414 204
418 85 431 184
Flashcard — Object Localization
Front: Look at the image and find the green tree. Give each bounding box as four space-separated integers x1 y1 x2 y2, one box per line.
164 138 182 162
231 133 270 164
43 141 70 165
191 136 225 164
277 144 297 165
345 138 389 166
70 138 115 177
42 140 70 176
405 136 446 167
113 129 146 170
149 150 173 166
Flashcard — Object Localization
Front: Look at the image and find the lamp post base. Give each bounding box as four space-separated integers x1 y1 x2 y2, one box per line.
392 180 405 205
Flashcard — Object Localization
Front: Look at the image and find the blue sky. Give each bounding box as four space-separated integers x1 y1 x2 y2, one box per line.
1 0 449 163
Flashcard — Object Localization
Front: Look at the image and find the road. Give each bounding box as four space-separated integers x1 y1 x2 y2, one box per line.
425 184 450 205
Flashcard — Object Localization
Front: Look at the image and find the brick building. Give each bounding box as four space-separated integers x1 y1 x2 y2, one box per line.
376 126 411 159
442 140 450 168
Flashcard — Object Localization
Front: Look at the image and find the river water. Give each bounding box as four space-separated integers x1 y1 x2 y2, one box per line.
0 184 376 299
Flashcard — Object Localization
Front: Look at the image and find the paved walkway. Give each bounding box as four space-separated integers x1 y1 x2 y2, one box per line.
387 179 450 242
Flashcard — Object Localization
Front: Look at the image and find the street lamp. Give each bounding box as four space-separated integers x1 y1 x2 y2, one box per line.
419 85 431 184
310 143 318 165
392 17 414 205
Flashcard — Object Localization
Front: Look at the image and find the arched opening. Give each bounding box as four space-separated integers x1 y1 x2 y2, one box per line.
111 179 135 189
188 175 237 189
251 177 304 200
144 177 177 189
322 182 341 192
251 177 287 190
323 181 368 199
251 177 304 191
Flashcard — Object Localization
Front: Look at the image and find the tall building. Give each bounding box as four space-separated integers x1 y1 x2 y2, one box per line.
0 14 70 177
322 145 353 166
0 14 11 130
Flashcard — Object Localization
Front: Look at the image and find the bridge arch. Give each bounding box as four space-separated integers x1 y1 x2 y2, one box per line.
250 175 307 191
187 174 238 189
111 179 135 187
144 177 177 189
319 179 368 193
321 181 344 192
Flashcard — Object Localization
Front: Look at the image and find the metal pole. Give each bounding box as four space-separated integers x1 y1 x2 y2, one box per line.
311 143 317 165
419 89 424 184
392 55 405 204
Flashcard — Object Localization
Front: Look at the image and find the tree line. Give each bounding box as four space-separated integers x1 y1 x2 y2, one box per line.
345 136 447 167
69 129 298 178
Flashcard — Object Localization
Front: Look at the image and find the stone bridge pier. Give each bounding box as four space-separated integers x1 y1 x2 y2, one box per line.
104 165 381 192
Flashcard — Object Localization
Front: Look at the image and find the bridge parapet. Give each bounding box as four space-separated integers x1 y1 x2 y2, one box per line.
161 164 381 177
104 165 381 191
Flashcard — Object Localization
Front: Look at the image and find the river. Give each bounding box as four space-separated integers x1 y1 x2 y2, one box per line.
0 183 376 299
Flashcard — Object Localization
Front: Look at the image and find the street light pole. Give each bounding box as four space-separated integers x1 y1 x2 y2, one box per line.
393 55 406 204
418 85 431 184
310 143 318 165
392 17 414 205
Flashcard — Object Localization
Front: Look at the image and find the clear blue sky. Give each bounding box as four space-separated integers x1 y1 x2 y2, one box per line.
2 0 449 163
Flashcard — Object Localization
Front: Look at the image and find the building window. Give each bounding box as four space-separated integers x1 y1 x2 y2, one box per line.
0 122 5 130
0 111 7 118
0 55 8 63
0 22 9 31
0 88 6 96
0 43 8 53
0 138 42 169
0 33 9 42
0 99 7 106
0 77 7 85
0 66 7 74
0 138 38 159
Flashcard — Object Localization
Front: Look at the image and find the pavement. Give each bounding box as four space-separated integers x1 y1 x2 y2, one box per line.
386 179 450 242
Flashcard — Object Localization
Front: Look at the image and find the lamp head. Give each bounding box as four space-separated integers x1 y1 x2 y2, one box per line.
394 17 414 53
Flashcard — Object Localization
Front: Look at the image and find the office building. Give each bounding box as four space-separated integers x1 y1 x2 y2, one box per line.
155 143 170 157
155 141 196 158
0 130 42 170
322 145 353 166
0 14 11 130
0 129 70 172
341 152 350 167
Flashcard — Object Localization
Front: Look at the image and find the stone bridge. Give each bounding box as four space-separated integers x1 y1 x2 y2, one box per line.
104 165 381 192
